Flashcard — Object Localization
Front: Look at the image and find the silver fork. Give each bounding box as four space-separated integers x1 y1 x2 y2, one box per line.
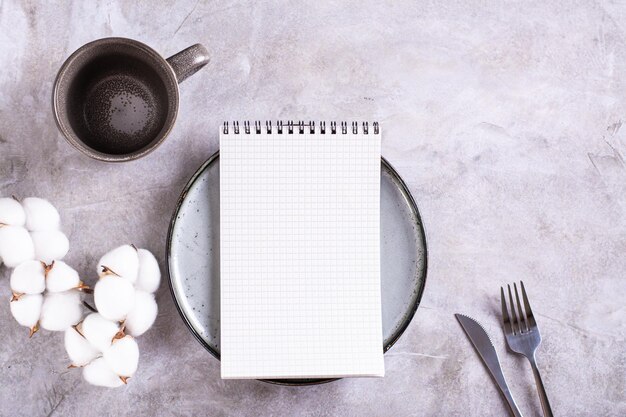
501 282 554 417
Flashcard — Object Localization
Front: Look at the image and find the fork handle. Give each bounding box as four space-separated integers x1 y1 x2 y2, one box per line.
530 357 554 417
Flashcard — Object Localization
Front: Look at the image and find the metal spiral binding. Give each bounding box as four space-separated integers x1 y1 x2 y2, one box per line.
222 121 379 135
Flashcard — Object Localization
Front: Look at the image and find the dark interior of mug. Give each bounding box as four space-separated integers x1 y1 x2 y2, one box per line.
55 40 178 159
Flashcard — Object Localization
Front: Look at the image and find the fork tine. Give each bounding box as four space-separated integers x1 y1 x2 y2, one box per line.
500 287 513 334
520 281 537 327
513 283 527 332
507 284 520 334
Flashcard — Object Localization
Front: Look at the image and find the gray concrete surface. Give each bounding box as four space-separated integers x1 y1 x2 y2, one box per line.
0 1 625 416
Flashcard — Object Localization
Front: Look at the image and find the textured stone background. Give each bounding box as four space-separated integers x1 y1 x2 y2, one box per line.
1 1 625 416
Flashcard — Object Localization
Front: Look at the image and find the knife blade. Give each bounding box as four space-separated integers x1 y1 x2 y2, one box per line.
455 314 524 417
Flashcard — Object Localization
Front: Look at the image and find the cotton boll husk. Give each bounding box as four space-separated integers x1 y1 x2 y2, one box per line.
10 260 45 294
46 261 81 293
103 335 139 378
97 245 139 283
125 291 158 337
94 275 135 321
0 225 34 268
64 327 100 367
39 290 82 331
0 197 26 226
83 357 124 388
22 197 61 232
135 249 161 293
10 293 43 329
31 230 69 264
81 313 120 353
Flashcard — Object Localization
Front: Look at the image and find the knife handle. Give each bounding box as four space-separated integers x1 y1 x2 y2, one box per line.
501 388 524 417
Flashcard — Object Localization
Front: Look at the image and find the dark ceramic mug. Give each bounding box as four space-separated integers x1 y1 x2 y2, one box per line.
53 37 209 162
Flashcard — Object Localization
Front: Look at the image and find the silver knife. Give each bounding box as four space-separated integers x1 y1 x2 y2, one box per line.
455 314 524 417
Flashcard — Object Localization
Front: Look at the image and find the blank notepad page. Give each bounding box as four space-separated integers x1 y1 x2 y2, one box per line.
220 122 384 379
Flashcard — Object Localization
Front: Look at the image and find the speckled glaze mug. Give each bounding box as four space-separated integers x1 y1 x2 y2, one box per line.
53 37 209 162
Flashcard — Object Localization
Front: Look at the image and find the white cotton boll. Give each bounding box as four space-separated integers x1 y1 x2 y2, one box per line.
31 230 69 264
0 225 34 268
10 260 46 295
81 312 120 353
0 197 26 226
83 357 124 388
125 291 158 337
135 249 161 293
97 245 139 283
22 197 61 232
94 275 135 321
10 293 43 330
64 327 100 367
103 335 139 378
39 290 82 331
46 260 81 293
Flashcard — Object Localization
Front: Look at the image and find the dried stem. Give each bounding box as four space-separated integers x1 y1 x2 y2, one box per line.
29 323 39 338
43 261 54 276
100 266 120 277
113 320 126 340
82 301 97 312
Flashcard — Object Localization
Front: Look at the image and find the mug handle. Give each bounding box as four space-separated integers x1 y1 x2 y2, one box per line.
166 44 210 83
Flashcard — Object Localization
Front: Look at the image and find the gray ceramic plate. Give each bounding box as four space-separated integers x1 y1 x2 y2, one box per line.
167 152 427 385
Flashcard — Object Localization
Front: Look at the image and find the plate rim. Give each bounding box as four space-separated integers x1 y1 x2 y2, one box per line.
166 151 428 386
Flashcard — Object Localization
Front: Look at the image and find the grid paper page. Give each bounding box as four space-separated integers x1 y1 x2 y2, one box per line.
220 123 384 379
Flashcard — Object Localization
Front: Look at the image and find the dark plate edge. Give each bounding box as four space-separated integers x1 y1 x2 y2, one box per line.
166 151 429 386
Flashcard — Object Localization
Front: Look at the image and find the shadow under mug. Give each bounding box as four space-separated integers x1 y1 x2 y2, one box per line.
53 37 209 162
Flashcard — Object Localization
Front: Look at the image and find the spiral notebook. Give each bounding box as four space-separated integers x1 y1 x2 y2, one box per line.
220 121 384 379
